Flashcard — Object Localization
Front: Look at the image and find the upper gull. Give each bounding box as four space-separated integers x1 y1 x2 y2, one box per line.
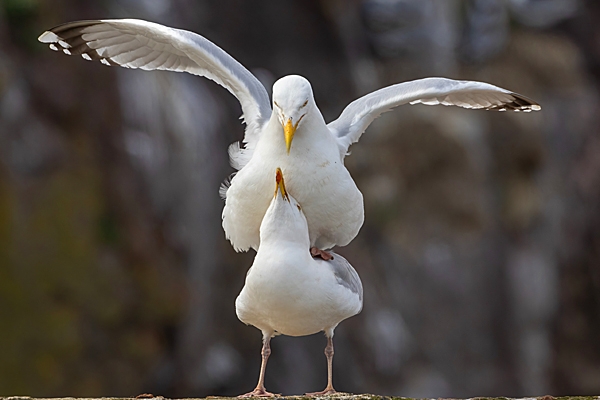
38 19 542 256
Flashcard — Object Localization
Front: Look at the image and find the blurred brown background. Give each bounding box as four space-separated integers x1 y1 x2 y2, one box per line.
1 0 600 397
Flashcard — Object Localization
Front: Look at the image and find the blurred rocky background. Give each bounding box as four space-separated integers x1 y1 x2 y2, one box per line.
1 0 599 397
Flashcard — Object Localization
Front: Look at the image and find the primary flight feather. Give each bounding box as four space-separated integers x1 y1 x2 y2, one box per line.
39 19 541 254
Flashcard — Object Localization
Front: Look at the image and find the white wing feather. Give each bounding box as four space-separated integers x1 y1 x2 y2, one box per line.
38 19 272 142
328 77 541 153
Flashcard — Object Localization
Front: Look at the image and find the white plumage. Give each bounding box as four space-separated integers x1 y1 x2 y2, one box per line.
38 17 543 396
38 18 541 255
235 168 363 396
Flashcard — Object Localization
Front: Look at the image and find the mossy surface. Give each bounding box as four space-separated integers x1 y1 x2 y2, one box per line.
1 396 599 400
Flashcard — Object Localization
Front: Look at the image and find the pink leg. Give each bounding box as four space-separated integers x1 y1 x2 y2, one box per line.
310 247 334 261
239 334 278 397
306 336 337 396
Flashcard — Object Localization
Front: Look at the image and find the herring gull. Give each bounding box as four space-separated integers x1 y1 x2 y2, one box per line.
235 168 363 396
38 19 541 257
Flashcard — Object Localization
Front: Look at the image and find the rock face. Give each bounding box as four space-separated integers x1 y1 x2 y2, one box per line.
1 0 600 398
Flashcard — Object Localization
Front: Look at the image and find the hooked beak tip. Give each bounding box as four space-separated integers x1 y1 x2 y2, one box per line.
274 167 289 201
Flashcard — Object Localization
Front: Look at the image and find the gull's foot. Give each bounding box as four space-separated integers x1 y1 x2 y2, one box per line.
305 388 337 396
310 247 334 261
238 388 278 398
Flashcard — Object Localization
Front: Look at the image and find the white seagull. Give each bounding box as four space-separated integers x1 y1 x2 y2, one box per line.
235 168 363 396
38 19 541 258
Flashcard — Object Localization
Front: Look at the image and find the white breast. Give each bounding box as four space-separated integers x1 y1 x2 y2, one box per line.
235 246 362 336
222 119 364 252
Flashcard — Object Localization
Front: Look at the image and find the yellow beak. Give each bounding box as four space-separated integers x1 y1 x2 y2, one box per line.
284 118 295 154
274 168 289 201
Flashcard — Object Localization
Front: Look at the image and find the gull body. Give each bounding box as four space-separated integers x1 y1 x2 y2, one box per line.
235 169 362 396
236 245 362 336
38 19 542 254
223 76 363 251
235 172 363 336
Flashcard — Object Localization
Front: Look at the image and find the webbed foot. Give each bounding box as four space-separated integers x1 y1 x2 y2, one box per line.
310 247 334 261
238 388 278 398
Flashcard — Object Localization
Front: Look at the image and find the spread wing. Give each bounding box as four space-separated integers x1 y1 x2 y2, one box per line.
38 19 272 141
328 77 541 153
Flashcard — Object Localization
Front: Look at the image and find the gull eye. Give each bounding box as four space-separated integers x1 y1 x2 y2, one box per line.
297 205 301 211
274 101 281 109
300 100 308 109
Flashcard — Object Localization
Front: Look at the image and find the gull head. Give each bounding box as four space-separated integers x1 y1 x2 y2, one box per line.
260 168 309 245
272 75 314 154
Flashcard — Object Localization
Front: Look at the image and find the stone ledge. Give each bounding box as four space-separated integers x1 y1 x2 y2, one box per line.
2 396 599 400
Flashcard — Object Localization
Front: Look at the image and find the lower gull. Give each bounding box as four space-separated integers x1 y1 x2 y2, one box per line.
235 168 363 396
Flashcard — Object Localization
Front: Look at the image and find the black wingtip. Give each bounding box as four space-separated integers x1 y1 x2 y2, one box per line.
39 20 104 38
488 92 541 112
38 20 117 66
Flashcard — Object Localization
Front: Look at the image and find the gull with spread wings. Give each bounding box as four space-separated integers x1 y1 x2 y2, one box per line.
39 19 541 257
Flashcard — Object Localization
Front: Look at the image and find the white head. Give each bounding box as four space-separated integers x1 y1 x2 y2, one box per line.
260 168 309 246
272 75 314 154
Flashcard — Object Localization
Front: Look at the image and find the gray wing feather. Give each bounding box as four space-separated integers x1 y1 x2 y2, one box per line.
327 252 363 302
328 77 541 153
38 19 271 143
